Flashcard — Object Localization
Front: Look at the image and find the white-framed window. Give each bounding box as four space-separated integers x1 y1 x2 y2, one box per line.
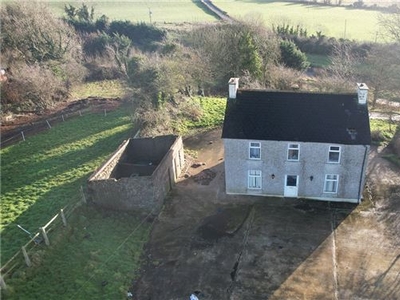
248 170 262 189
287 143 300 161
249 142 261 159
328 146 341 163
324 174 339 193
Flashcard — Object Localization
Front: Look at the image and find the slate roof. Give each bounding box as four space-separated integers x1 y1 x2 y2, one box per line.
221 89 371 145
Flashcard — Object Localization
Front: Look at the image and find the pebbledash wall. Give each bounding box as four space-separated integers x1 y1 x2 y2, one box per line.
87 135 184 213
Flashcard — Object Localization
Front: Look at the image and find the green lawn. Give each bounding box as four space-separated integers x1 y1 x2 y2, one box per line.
215 0 383 41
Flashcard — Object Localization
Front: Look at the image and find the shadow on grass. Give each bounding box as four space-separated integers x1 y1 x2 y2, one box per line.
1 124 132 195
1 116 134 262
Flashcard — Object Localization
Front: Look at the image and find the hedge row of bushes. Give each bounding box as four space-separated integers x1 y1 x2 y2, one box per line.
64 4 166 52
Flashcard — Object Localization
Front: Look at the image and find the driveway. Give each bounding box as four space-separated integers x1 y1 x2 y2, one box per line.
132 128 400 300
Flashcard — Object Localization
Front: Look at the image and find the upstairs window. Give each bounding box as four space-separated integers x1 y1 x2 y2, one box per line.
248 170 262 189
324 174 339 193
287 143 300 161
249 142 261 159
328 146 341 163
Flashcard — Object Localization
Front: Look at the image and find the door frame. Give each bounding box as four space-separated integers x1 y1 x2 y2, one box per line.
284 175 299 197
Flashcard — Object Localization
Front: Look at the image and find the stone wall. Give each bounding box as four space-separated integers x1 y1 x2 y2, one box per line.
87 135 184 213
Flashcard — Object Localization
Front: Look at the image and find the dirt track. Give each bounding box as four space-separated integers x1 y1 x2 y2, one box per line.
131 128 400 300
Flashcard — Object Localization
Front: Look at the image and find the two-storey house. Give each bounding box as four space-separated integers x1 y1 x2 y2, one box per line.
222 78 371 203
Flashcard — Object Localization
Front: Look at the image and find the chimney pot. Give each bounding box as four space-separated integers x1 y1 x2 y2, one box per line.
357 83 368 105
228 78 239 99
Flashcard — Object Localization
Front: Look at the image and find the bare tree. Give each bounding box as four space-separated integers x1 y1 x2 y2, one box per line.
328 43 359 81
357 44 400 107
379 10 400 42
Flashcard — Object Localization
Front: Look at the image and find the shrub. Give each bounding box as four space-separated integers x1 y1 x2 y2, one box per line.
84 61 123 82
1 2 81 65
279 40 310 70
1 64 68 112
108 21 165 50
82 33 111 57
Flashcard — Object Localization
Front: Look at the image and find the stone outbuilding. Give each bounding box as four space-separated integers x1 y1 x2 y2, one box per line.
87 135 184 213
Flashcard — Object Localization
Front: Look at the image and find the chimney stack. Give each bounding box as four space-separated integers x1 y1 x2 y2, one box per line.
357 83 368 105
228 78 239 99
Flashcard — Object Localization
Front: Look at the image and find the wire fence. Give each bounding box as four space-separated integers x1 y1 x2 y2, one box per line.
0 100 135 291
0 188 86 290
1 98 128 148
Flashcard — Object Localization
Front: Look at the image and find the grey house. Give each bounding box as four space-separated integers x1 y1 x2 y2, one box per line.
222 78 371 203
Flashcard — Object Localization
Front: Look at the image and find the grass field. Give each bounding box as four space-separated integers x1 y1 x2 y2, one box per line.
47 0 218 23
214 0 383 41
2 206 150 299
42 0 388 41
0 107 135 262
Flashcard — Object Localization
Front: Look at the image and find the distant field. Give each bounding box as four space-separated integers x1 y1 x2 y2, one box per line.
46 0 218 23
214 0 383 41
42 0 392 41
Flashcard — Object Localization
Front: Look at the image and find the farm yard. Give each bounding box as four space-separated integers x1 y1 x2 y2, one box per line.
1 0 400 298
132 128 400 300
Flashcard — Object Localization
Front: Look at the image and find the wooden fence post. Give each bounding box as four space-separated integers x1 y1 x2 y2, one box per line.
60 209 67 226
46 120 52 129
0 274 6 290
81 186 86 204
21 246 32 267
40 227 50 246
21 131 25 141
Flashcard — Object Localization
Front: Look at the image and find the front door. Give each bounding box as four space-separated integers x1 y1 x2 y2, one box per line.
284 175 298 197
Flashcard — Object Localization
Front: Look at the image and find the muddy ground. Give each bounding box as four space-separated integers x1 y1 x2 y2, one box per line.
132 128 400 300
